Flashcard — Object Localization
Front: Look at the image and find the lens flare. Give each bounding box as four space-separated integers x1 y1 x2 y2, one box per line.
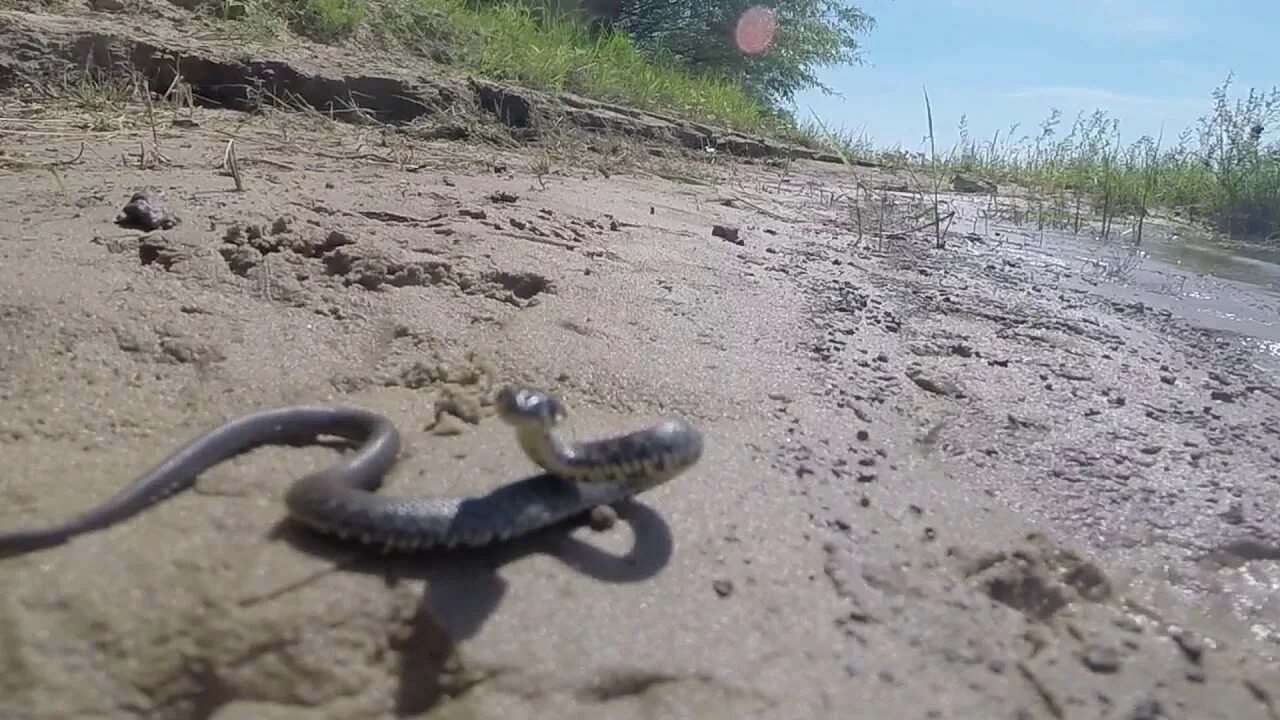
734 5 777 56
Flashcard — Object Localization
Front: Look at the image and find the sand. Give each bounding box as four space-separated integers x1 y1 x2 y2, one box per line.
1 10 1279 719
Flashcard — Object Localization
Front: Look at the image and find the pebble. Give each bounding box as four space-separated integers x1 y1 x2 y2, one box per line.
1082 643 1121 674
1172 630 1205 664
588 505 618 531
712 224 743 245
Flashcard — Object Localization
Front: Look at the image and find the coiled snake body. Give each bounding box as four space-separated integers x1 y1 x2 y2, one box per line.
0 387 704 556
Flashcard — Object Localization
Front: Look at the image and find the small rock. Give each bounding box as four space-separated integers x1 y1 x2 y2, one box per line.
712 224 743 245
89 0 125 10
712 579 734 597
1172 630 1205 663
1081 643 1121 673
588 505 618 531
905 368 965 398
1210 389 1236 403
117 189 178 231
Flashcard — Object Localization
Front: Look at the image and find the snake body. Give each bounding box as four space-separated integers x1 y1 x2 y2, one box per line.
0 387 703 556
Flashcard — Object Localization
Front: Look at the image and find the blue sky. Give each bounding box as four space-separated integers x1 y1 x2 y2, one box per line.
791 0 1280 153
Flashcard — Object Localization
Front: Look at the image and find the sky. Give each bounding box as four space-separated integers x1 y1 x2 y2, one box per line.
790 0 1280 154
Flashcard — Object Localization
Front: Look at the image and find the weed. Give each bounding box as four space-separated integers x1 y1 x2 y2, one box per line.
815 74 1280 244
206 0 789 136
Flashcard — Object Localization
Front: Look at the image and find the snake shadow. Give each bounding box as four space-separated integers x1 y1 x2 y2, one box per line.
267 471 675 716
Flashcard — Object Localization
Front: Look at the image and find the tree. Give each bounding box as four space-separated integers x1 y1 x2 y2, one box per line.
583 0 875 106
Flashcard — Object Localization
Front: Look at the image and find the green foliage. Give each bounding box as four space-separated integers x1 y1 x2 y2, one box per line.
600 0 874 105
212 0 791 133
443 0 784 128
209 0 875 130
879 75 1280 241
250 0 367 41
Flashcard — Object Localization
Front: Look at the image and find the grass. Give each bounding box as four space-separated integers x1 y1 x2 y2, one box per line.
206 0 793 136
830 75 1280 244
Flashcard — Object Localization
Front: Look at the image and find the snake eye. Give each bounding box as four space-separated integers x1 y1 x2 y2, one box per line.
537 394 565 422
522 390 563 423
495 386 564 426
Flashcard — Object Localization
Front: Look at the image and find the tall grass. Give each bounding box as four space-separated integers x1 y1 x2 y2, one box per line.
206 1 1278 242
925 75 1280 242
212 0 789 134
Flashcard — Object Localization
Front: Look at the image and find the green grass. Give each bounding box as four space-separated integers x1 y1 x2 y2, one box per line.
833 76 1280 243
209 0 791 135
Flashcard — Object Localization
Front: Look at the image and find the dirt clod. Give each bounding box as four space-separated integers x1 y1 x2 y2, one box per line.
117 189 178 231
712 224 743 245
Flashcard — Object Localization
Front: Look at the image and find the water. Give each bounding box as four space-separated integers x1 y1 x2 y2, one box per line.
946 194 1280 369
1092 226 1280 367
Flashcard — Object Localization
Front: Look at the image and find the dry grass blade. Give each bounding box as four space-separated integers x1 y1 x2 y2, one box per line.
222 138 244 191
0 142 87 169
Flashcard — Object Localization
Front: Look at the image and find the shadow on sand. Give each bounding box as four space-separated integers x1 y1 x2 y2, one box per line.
267 473 675 716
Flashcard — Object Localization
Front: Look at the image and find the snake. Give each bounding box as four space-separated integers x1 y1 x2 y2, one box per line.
0 386 704 556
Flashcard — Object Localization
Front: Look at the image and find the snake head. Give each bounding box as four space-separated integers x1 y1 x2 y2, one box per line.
494 386 566 428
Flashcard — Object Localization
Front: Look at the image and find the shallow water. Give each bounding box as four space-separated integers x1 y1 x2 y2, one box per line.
1083 226 1280 368
945 194 1280 370
1150 236 1280 294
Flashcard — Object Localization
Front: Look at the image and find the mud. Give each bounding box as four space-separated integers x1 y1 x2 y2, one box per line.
2 7 1280 720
